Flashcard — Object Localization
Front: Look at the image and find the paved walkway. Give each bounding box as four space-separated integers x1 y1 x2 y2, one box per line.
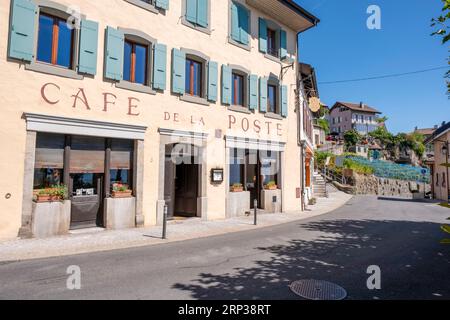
0 190 352 262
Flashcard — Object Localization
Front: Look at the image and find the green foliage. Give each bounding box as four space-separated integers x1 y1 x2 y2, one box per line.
316 118 330 134
431 0 450 96
369 127 395 146
369 127 426 158
344 130 362 147
343 158 374 175
315 150 333 167
375 116 389 124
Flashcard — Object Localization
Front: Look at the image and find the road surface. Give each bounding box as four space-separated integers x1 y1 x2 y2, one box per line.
1 196 449 300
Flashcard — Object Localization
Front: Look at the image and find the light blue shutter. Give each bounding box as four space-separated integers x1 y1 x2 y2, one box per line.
78 20 99 76
259 18 267 53
171 48 186 94
281 85 288 117
221 65 232 105
153 43 167 90
186 0 197 24
239 6 249 45
259 77 267 113
249 75 258 110
8 0 37 62
230 2 240 42
105 27 124 81
197 0 208 27
280 29 287 59
207 61 218 102
155 0 169 10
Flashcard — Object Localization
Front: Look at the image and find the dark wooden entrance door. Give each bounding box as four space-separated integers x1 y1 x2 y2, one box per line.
70 173 103 229
246 153 261 209
174 163 198 217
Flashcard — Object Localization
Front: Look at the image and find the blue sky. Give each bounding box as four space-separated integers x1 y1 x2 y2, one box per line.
296 0 449 133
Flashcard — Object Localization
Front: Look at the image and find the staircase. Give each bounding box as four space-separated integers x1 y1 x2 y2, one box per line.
313 172 327 198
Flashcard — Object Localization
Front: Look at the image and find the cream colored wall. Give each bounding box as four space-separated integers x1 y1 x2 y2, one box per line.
0 0 302 239
434 132 450 201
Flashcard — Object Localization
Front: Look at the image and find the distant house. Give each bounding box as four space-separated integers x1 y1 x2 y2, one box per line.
425 122 450 202
414 126 438 161
348 144 369 158
329 102 382 138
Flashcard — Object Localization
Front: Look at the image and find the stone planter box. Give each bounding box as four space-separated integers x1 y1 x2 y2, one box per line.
111 190 133 198
32 200 71 238
105 197 136 230
261 189 282 213
227 191 250 218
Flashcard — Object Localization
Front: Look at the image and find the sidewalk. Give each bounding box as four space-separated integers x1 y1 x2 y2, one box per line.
0 190 352 262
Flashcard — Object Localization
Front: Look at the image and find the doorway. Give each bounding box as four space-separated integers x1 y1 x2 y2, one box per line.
246 151 261 209
70 173 103 229
164 144 200 219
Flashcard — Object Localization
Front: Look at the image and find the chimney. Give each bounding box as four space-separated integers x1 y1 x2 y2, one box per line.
360 102 365 109
414 126 418 131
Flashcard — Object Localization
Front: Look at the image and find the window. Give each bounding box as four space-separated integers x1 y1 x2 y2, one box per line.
232 73 244 106
37 13 74 69
123 40 149 85
229 148 245 187
267 28 278 57
183 0 210 33
34 133 65 190
268 84 278 113
229 1 250 49
110 139 134 193
185 58 203 97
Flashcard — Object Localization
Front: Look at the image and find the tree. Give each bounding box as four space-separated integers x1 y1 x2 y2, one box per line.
317 118 330 134
375 116 389 124
344 130 361 148
431 0 450 96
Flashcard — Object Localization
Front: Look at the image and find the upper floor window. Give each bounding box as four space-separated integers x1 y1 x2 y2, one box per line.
267 84 278 113
123 0 169 13
183 0 210 34
232 72 244 106
37 13 74 69
267 28 278 58
185 58 203 97
123 40 149 85
8 0 99 79
229 1 250 50
259 18 287 60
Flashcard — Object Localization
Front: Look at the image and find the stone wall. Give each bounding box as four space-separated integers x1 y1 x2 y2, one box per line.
352 173 430 198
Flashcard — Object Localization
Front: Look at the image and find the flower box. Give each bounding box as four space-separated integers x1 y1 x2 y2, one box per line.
111 190 133 198
264 185 278 190
230 184 244 192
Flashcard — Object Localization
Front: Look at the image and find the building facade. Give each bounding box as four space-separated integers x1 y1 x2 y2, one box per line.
329 102 381 138
426 122 450 202
0 0 318 239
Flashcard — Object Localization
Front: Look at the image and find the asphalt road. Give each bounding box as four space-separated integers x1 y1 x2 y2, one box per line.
1 196 449 300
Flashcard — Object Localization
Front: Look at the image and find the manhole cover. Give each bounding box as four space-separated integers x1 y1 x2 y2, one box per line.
289 279 347 300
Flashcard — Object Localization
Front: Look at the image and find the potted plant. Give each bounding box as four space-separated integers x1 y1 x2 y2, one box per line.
111 183 133 198
230 183 244 192
264 181 278 190
34 185 67 202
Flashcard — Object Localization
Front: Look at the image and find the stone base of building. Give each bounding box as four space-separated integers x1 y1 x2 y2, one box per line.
227 191 251 218
32 200 71 238
105 197 136 230
261 189 282 213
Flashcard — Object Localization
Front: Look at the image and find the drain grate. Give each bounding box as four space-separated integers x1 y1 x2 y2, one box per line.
289 279 347 300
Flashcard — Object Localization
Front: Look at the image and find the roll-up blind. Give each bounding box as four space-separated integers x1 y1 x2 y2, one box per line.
70 136 105 173
34 133 65 169
110 139 134 170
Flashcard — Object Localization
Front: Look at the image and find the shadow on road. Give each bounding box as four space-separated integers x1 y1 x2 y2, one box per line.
172 219 450 300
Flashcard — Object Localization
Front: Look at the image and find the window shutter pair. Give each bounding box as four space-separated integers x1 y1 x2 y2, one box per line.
105 27 167 90
230 2 249 45
9 0 101 76
186 0 208 28
258 17 287 59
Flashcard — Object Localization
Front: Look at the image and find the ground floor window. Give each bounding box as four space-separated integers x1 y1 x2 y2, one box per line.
33 133 65 190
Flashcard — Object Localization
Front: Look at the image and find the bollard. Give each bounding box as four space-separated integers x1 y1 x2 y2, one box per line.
254 199 257 225
162 204 168 239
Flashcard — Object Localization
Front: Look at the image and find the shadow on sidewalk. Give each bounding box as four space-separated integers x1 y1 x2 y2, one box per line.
172 219 450 300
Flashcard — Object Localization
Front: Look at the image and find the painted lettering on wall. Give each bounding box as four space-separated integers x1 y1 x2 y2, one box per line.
40 83 140 116
228 115 283 136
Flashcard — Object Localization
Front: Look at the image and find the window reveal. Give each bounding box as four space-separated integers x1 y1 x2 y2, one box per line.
123 40 148 85
185 58 202 97
37 13 74 69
